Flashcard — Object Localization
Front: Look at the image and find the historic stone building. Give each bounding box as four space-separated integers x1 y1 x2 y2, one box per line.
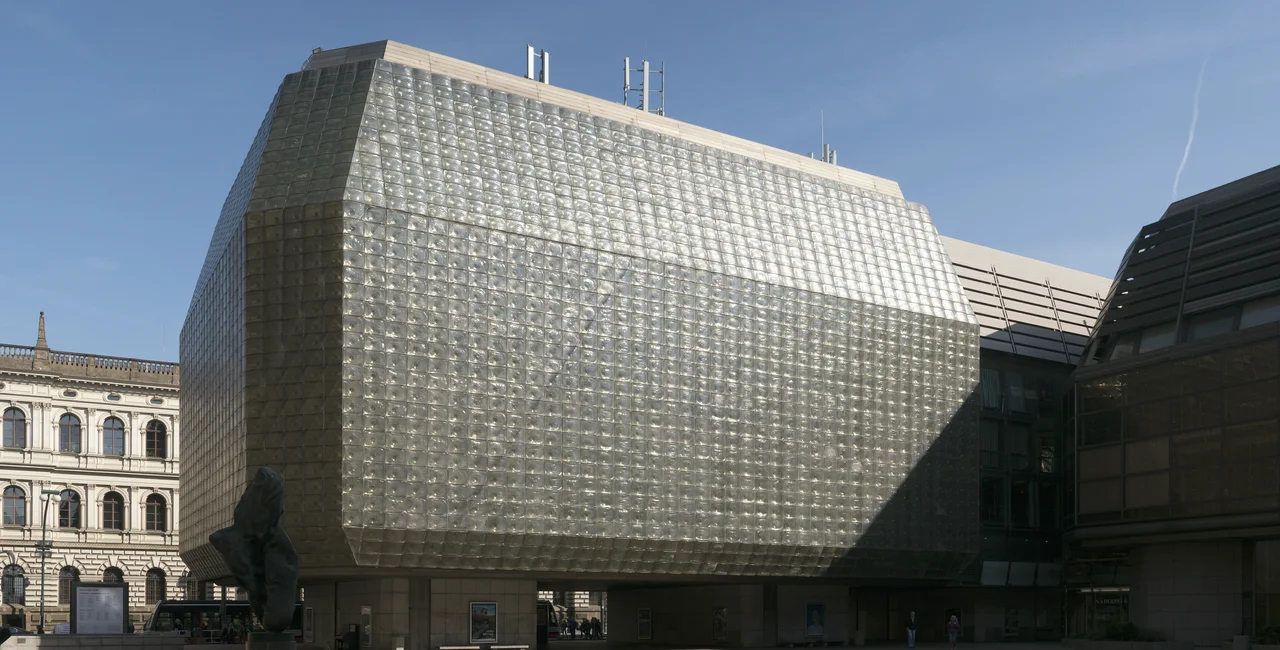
0 315 187 630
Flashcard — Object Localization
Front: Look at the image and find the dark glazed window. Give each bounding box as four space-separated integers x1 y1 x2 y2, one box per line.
2 408 26 449
102 417 125 456
1004 371 1027 413
1039 426 1057 473
980 420 1002 468
58 490 80 528
1080 410 1122 446
980 476 1006 524
1007 423 1031 471
1010 479 1033 528
1241 294 1280 329
103 567 123 583
145 420 167 458
1039 481 1059 531
2 487 25 526
2 565 24 605
102 492 124 530
1107 332 1140 360
145 494 167 532
1139 321 1177 353
980 369 1002 410
58 566 79 605
1187 308 1236 341
59 414 82 453
145 569 166 605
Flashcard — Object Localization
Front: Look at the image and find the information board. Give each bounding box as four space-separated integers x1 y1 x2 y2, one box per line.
70 581 128 635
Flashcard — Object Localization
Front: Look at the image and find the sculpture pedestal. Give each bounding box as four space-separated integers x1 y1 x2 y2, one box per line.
246 631 296 649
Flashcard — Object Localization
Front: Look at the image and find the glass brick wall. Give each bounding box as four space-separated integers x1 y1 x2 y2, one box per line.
181 55 981 580
179 95 278 578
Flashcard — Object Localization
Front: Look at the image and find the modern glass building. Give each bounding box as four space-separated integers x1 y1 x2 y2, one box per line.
1067 165 1280 645
181 41 983 648
858 237 1108 644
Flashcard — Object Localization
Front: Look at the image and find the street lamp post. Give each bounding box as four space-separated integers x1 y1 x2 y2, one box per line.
37 489 61 634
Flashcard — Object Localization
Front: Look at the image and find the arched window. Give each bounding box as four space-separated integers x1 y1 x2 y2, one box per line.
2 487 26 526
181 572 199 600
144 420 167 459
2 408 25 449
102 417 125 456
58 490 81 528
145 568 166 605
145 494 167 532
102 567 123 584
2 565 24 605
59 414 82 453
57 566 79 605
102 491 124 530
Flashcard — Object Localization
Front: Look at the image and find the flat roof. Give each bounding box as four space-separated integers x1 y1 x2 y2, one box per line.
302 41 905 200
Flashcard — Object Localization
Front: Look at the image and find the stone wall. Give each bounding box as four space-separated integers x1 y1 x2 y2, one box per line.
0 545 189 627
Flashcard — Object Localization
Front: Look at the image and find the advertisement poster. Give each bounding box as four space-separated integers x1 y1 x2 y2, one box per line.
304 606 314 643
805 603 825 638
711 608 728 641
471 602 498 644
637 608 652 641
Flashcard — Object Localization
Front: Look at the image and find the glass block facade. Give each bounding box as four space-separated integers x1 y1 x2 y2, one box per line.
181 43 981 581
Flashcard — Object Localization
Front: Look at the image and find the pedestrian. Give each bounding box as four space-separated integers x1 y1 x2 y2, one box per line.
560 618 568 639
568 617 578 640
582 619 590 639
591 617 601 639
946 615 960 649
906 611 917 649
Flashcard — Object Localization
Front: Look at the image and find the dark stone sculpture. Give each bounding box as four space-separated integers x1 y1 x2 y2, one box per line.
210 467 299 633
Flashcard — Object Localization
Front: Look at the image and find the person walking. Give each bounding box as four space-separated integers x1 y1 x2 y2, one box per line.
906 611 917 648
946 615 961 649
568 617 578 640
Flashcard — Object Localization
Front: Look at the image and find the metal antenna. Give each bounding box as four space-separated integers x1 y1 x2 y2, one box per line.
526 45 550 84
817 109 837 165
623 56 666 116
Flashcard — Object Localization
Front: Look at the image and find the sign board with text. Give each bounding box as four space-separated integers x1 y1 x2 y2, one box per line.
70 581 128 635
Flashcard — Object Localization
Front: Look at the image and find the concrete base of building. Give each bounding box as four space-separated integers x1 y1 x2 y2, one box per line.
6 636 186 648
304 577 538 650
247 631 297 649
607 583 849 647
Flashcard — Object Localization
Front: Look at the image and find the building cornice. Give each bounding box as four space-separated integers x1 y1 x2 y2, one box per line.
0 343 179 388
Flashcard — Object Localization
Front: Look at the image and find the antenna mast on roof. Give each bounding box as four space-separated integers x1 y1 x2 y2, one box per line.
807 110 837 165
525 45 551 84
623 57 665 116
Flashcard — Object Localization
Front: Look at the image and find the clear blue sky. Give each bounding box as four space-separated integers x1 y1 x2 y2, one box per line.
2 1 1278 361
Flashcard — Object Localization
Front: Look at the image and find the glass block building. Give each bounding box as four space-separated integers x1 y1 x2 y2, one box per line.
181 41 981 648
1066 165 1280 645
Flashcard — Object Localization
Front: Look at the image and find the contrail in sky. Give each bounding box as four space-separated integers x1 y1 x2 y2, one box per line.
1172 54 1210 201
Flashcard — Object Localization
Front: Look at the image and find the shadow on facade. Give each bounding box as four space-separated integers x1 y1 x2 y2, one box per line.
823 390 982 582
